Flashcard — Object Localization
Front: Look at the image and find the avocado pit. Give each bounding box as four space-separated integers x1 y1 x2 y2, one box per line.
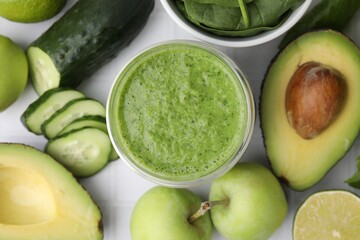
285 62 347 139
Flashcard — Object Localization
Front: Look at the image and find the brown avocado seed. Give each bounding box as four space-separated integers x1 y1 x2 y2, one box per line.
285 62 347 139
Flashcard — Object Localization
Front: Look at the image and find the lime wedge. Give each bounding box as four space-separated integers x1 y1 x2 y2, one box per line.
0 0 66 23
293 190 360 240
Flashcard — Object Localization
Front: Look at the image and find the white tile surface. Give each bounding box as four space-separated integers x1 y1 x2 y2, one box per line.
0 0 359 239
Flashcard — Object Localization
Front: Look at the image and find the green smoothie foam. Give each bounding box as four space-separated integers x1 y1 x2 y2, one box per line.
112 43 249 180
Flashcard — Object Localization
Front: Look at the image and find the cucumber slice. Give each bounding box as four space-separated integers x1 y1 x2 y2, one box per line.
42 98 106 139
57 115 107 136
21 88 85 134
57 115 119 161
45 127 111 177
27 47 61 95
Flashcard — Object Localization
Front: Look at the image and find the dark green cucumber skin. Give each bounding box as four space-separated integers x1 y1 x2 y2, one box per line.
21 87 84 133
30 0 154 88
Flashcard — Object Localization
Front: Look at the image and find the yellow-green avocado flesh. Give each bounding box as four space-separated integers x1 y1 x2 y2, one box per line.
0 143 103 239
261 30 360 191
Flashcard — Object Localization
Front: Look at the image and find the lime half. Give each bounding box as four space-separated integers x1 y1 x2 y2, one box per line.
0 0 66 23
293 190 360 240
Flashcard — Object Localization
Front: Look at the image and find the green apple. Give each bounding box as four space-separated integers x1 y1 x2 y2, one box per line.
209 162 288 240
131 186 213 240
0 35 28 111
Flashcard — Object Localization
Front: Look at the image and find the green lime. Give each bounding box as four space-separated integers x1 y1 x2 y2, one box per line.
293 190 360 240
0 0 67 23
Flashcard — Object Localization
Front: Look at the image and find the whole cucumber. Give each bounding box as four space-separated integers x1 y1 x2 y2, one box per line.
27 0 154 95
279 0 360 49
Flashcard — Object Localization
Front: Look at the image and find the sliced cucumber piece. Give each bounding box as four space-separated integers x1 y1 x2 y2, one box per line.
45 127 111 177
42 98 106 139
21 88 85 134
57 115 119 161
57 115 107 136
27 47 61 95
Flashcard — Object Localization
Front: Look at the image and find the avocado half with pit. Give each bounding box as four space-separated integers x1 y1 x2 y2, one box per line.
260 30 360 191
0 143 103 239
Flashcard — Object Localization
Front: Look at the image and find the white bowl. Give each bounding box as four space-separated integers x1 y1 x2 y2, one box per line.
160 0 313 47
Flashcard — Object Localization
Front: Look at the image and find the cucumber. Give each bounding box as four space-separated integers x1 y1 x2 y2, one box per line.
57 115 119 161
45 127 111 177
42 98 106 139
27 0 154 95
21 88 85 134
57 115 107 136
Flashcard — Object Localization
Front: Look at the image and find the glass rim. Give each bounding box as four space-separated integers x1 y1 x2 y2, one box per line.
106 40 255 188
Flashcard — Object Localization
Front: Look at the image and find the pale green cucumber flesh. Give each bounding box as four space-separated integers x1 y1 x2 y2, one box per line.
57 115 119 161
22 88 85 134
27 46 60 95
42 99 106 139
46 128 111 177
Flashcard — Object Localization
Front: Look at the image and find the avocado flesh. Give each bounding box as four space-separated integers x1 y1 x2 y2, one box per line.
261 30 360 191
0 143 103 240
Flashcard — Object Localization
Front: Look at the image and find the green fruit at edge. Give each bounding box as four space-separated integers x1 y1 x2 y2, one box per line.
0 0 67 23
210 162 288 240
0 34 28 112
0 143 103 239
260 30 360 191
131 186 213 240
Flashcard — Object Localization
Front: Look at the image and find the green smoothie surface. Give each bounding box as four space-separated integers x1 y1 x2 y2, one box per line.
114 43 248 180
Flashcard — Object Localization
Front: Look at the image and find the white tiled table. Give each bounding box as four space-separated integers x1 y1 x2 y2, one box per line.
0 0 359 239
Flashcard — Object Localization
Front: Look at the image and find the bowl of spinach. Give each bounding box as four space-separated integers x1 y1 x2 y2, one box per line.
160 0 313 47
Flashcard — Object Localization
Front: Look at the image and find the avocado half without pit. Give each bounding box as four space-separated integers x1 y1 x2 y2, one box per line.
260 30 360 191
0 143 103 240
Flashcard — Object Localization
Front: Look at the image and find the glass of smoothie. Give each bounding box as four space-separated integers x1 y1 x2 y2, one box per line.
107 41 255 187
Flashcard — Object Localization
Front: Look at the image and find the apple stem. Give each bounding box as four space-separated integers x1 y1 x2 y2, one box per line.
188 200 228 223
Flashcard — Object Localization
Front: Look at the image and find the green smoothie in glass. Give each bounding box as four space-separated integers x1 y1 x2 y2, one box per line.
107 41 254 186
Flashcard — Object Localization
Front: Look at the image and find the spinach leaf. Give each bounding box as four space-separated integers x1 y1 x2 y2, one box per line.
180 0 303 37
279 0 360 49
184 0 245 30
346 156 360 189
182 0 252 8
191 11 291 37
176 0 187 15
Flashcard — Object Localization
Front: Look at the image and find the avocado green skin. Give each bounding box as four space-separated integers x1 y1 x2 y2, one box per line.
30 0 154 88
